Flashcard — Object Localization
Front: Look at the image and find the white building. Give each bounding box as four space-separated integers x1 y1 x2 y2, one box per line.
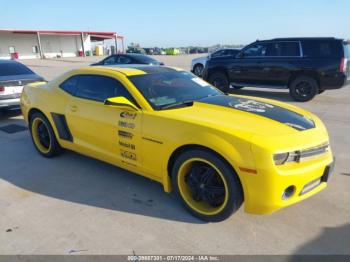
0 29 124 59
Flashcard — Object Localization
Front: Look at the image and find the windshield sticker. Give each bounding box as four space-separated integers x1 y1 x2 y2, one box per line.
150 96 176 106
192 77 210 87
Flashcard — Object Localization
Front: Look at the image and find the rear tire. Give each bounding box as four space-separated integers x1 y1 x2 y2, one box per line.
172 149 243 222
29 112 64 158
208 72 230 92
289 76 318 102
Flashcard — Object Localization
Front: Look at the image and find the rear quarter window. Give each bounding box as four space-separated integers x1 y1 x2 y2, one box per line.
302 40 343 58
59 75 79 95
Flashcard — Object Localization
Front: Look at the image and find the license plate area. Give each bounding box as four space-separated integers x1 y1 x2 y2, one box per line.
3 86 23 95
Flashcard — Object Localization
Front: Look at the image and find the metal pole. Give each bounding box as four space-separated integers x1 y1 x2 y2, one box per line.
80 33 86 57
114 34 118 54
121 37 125 53
36 31 43 59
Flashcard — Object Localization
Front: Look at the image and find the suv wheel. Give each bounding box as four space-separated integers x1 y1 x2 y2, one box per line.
289 76 318 102
209 72 229 92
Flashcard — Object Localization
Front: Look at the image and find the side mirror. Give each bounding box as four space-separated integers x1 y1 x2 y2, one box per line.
104 96 138 111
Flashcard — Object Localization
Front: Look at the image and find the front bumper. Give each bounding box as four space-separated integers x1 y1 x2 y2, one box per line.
242 147 334 214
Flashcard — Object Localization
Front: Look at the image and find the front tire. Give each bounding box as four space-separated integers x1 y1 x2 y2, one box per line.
172 149 243 222
289 76 318 102
193 64 204 76
208 72 230 92
29 112 64 157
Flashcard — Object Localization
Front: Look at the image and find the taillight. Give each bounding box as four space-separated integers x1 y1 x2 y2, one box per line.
0 86 5 93
340 58 348 73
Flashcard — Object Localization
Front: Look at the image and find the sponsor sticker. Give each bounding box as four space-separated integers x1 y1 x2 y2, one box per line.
118 130 134 139
119 141 136 150
119 121 135 129
120 111 137 119
120 150 137 161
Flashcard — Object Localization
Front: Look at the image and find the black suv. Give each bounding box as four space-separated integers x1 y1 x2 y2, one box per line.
202 38 350 101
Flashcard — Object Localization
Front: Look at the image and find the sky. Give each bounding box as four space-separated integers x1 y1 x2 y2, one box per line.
0 0 349 47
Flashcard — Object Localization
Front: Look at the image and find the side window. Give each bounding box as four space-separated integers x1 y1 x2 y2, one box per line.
243 43 269 57
75 75 136 103
303 40 342 58
59 75 79 95
103 56 117 65
279 42 300 56
117 56 132 64
264 42 300 57
211 50 225 58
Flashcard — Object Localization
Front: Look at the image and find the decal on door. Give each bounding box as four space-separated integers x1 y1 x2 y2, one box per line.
118 130 134 139
120 111 137 119
120 150 137 161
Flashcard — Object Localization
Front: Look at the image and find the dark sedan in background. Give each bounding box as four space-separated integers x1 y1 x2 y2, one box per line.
91 53 165 66
0 60 45 109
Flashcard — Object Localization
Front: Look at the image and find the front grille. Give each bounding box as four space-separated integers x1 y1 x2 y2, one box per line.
287 143 329 163
298 143 329 162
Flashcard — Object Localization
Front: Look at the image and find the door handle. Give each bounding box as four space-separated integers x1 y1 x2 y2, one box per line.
69 105 78 112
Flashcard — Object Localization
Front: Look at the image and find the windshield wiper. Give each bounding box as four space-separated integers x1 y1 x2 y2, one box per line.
160 100 195 110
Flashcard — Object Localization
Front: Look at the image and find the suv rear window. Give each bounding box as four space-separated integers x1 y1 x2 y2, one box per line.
302 40 343 58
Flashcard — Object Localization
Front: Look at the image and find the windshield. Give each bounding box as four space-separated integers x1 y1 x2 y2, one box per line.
0 63 34 76
128 71 222 110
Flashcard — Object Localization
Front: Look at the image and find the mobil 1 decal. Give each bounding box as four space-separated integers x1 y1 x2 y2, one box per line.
119 141 136 150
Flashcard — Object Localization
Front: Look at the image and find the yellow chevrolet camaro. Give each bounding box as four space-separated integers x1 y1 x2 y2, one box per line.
21 65 334 221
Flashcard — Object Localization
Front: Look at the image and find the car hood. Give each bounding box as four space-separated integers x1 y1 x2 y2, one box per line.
160 95 317 137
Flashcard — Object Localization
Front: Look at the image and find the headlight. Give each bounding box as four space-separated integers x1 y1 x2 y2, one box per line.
273 152 290 165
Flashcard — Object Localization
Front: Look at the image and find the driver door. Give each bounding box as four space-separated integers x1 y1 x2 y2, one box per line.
65 74 142 168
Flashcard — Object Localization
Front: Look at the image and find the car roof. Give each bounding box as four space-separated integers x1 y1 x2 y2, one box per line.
83 64 184 76
259 37 343 42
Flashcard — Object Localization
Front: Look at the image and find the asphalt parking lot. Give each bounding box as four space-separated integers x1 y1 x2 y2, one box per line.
0 55 349 255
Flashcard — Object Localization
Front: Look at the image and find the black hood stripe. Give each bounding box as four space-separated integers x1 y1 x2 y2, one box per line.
198 95 315 131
